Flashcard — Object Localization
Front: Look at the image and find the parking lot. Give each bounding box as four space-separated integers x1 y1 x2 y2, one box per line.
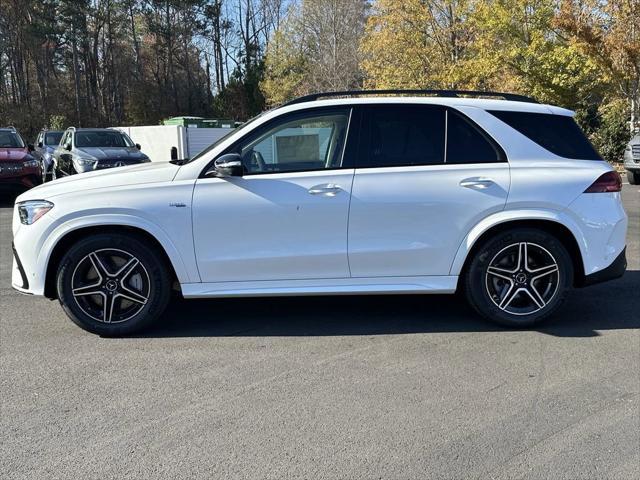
1 184 638 479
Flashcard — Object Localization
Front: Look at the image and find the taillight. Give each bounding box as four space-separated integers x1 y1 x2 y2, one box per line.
584 171 622 193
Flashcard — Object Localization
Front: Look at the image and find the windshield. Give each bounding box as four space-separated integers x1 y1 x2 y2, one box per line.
0 131 25 148
75 130 133 148
188 111 268 162
44 132 63 146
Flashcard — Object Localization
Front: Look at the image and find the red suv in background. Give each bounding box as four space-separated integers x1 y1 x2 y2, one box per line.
0 127 41 192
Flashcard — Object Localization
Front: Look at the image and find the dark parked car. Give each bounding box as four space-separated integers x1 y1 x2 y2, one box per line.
53 127 150 177
0 127 41 192
33 129 64 181
623 133 639 185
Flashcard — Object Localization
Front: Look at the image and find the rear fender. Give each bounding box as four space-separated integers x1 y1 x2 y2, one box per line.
449 209 586 276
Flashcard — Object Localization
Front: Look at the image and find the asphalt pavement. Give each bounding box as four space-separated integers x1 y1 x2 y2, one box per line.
1 184 638 479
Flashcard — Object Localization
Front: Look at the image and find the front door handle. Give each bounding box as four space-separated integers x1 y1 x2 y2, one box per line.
308 183 343 196
459 177 495 189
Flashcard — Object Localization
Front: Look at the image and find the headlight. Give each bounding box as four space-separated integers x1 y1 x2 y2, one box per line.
17 200 54 225
75 157 97 167
22 159 39 168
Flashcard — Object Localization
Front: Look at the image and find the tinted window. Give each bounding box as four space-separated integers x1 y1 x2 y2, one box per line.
363 105 445 167
238 109 350 174
45 132 63 145
0 131 24 148
446 111 502 163
75 131 132 148
488 110 601 160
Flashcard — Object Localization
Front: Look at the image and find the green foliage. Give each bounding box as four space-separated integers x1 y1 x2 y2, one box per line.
261 0 366 106
48 115 67 131
589 100 631 164
213 63 266 120
261 29 308 106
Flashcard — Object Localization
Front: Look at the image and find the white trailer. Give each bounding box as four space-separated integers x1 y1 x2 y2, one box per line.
115 125 233 162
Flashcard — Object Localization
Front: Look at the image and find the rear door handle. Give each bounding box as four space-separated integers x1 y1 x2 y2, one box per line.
459 177 495 189
308 183 343 196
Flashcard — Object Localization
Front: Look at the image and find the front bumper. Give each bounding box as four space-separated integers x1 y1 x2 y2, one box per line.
0 167 42 189
10 204 56 296
11 242 32 294
581 247 626 287
623 149 640 171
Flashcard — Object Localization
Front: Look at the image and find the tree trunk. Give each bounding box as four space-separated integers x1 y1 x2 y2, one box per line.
71 24 82 126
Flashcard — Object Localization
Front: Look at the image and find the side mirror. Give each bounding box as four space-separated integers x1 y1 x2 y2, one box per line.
27 144 35 152
135 143 141 150
37 141 43 148
209 153 243 177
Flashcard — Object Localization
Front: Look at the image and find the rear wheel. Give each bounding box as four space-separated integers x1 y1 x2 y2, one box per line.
56 233 171 336
464 228 573 327
627 170 639 185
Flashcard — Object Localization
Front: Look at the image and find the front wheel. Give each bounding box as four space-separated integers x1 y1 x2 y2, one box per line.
56 233 171 336
627 170 639 185
463 228 573 327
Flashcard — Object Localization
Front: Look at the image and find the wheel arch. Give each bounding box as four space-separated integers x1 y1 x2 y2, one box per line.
451 215 586 288
43 224 184 299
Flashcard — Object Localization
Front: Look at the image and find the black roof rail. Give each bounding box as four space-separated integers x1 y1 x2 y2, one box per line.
283 89 538 106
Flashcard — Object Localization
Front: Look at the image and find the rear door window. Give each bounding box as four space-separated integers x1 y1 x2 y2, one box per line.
446 110 503 164
488 110 602 160
360 105 446 168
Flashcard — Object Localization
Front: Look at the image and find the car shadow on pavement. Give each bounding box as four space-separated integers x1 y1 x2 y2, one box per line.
139 271 640 339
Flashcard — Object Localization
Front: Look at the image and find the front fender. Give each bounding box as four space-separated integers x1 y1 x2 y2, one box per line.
38 212 196 288
449 209 587 276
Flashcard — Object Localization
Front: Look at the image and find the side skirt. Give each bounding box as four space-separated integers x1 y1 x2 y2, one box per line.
180 276 458 298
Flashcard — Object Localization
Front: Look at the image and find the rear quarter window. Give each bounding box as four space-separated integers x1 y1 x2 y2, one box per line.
488 110 602 160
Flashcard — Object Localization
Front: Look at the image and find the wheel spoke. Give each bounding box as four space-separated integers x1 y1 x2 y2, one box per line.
114 258 139 280
72 284 102 297
524 285 545 309
116 288 148 305
487 266 513 281
516 242 527 271
498 283 519 310
88 252 111 278
529 263 558 279
102 292 116 323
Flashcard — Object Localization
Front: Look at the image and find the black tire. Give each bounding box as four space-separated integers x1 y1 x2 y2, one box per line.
463 228 573 327
56 233 171 336
627 170 639 185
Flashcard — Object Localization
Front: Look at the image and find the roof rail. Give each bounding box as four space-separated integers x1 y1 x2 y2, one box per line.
283 89 538 106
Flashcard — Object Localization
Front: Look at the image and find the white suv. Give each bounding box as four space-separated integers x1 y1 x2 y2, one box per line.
11 90 628 336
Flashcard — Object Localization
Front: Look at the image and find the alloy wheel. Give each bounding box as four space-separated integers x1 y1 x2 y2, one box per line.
485 242 560 316
70 248 150 323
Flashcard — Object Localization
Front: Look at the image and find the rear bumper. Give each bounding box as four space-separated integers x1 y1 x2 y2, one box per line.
581 247 626 287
